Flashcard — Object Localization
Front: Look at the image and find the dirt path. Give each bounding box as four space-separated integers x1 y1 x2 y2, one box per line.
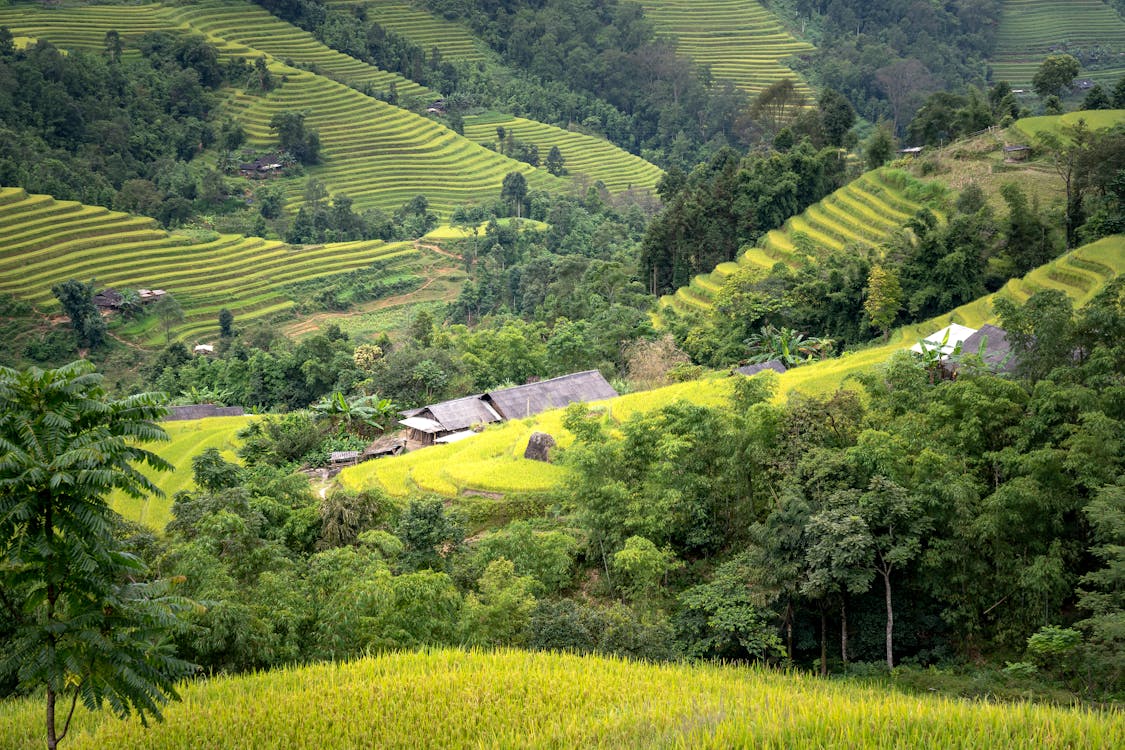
282 244 463 337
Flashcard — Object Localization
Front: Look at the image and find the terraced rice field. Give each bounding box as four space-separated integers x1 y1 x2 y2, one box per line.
666 168 934 315
0 1 430 100
323 0 487 63
341 235 1122 500
109 415 253 530
1014 109 1125 141
223 64 562 217
635 0 814 97
463 113 664 193
991 0 1125 90
0 186 417 342
2 649 1120 749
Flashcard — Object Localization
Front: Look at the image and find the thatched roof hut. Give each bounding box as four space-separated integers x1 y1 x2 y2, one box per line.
484 370 617 420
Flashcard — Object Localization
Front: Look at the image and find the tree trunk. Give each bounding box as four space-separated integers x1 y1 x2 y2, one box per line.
785 600 794 661
820 608 827 677
47 688 57 750
883 569 894 669
840 598 848 665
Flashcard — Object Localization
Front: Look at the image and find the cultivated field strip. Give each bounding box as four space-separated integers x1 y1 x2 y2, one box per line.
224 65 561 217
463 113 664 193
339 235 1122 501
0 188 417 341
162 0 431 100
666 169 927 315
634 0 814 97
322 0 487 63
991 0 1125 89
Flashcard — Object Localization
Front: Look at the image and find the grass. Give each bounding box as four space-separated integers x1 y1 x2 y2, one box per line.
463 113 664 194
340 235 1122 500
0 648 1120 748
991 0 1125 90
634 0 814 97
108 415 254 530
0 187 420 342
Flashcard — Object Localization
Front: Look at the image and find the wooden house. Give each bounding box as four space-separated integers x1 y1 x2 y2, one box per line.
1003 144 1030 162
399 394 502 446
93 288 124 310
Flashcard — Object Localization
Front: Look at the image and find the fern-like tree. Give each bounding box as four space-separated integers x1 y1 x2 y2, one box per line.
0 361 194 749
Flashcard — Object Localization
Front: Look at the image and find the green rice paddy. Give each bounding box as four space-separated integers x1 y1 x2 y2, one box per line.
634 0 814 97
0 186 418 342
991 0 1125 90
322 0 487 63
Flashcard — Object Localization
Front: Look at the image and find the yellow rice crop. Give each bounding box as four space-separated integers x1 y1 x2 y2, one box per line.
0 649 1118 748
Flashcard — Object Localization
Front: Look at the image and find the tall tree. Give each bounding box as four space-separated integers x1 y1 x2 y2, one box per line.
0 361 193 749
863 264 902 339
501 171 528 218
1032 54 1081 99
51 279 106 350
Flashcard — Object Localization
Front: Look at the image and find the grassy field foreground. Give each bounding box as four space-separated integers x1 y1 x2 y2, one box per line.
0 649 1119 749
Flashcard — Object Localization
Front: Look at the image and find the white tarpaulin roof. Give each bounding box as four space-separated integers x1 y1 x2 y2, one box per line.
399 416 444 433
910 324 978 356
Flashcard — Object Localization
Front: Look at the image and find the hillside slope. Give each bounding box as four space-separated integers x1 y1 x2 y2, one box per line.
634 0 814 97
991 0 1125 90
0 186 420 342
0 649 1118 748
323 0 487 63
339 235 1123 500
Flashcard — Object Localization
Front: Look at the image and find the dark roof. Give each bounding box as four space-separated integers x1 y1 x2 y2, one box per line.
1003 144 1030 152
735 359 787 377
329 451 360 463
165 405 246 421
961 324 1018 373
423 394 502 432
484 370 617 420
93 288 124 309
364 434 407 456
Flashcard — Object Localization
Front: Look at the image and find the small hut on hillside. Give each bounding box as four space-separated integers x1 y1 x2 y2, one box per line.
1003 144 1030 162
399 394 503 446
93 288 124 310
961 324 1018 373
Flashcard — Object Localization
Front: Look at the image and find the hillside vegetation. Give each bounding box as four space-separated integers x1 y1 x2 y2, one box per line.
339 234 1123 501
463 112 664 193
635 0 813 97
0 186 419 342
0 649 1118 749
666 167 935 315
323 0 487 63
991 0 1125 89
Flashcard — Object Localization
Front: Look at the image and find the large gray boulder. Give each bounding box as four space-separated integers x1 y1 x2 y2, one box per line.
524 432 557 462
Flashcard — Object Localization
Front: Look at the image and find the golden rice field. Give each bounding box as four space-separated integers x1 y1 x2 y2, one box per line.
0 649 1119 749
463 113 664 194
0 186 419 343
991 0 1125 90
634 0 814 98
665 167 936 316
109 415 253 530
339 235 1123 500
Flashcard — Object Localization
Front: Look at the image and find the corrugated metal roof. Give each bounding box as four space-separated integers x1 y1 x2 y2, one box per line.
400 416 445 433
485 370 617 420
435 430 478 444
425 395 501 431
910 324 977 356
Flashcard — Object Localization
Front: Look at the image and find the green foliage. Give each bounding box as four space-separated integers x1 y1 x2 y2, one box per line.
1033 54 1081 99
0 361 192 748
395 498 464 573
612 536 681 604
459 558 537 647
51 279 105 350
268 111 320 165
